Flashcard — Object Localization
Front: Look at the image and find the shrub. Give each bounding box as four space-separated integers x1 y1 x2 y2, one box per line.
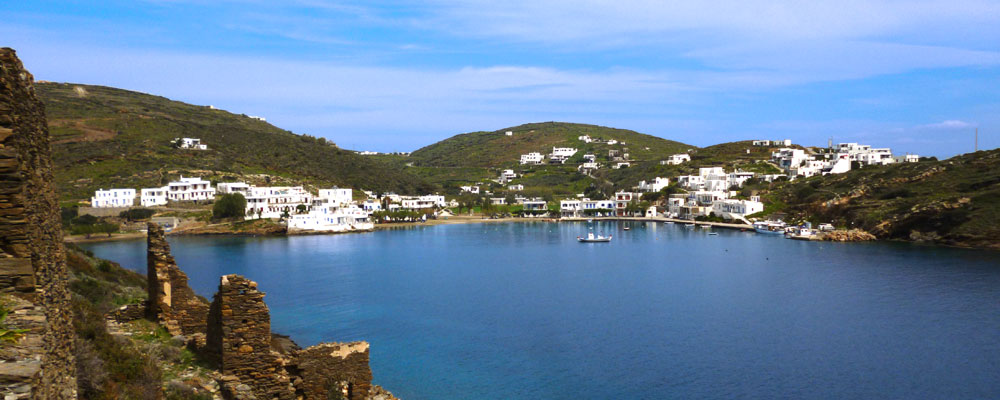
212 193 246 220
119 208 156 221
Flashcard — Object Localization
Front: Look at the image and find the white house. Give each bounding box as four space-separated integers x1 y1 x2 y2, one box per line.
361 199 382 212
560 199 582 217
245 186 312 219
505 131 514 136
711 199 763 221
140 187 168 207
522 199 548 212
490 197 507 205
772 148 811 170
614 191 641 217
217 182 251 195
460 186 480 194
287 204 372 232
894 154 920 163
578 162 600 173
612 162 631 169
549 147 578 164
520 152 544 165
637 177 670 192
91 189 135 208
499 169 518 183
317 188 353 207
400 195 446 209
508 184 524 191
582 154 596 162
167 176 216 202
661 154 691 165
578 135 594 143
753 139 791 146
175 137 208 150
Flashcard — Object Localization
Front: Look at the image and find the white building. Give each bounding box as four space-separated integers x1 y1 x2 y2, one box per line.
836 143 896 166
614 191 641 217
522 199 548 212
549 147 578 164
711 199 763 221
505 131 513 136
508 184 524 191
91 188 135 208
167 177 216 202
753 139 792 147
287 204 372 232
175 137 208 150
245 186 312 219
560 199 582 217
318 188 353 207
661 153 691 165
612 162 631 169
400 195 446 209
520 152 544 165
772 148 811 170
460 186 480 194
361 199 382 212
578 162 600 173
894 154 920 163
217 182 251 195
490 197 507 205
578 135 594 143
499 169 518 183
638 177 670 192
140 187 168 207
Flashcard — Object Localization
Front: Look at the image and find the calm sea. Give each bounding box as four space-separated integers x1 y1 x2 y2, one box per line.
79 221 1000 399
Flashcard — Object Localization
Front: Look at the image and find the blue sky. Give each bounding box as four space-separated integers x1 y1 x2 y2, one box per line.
3 1 999 157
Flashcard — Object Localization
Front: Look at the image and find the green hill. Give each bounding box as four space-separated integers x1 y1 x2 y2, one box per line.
760 149 1000 249
409 122 694 168
37 83 434 200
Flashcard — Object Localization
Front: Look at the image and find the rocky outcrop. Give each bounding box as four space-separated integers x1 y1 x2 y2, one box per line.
821 229 877 242
147 222 210 336
0 47 77 398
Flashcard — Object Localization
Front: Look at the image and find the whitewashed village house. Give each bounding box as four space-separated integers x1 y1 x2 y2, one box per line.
167 176 216 202
140 187 168 207
245 186 312 219
661 154 691 165
520 152 544 165
175 137 208 150
91 189 136 208
637 177 670 193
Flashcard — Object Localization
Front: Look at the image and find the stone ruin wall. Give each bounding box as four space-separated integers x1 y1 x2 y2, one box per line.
206 274 297 399
146 222 209 336
290 342 374 400
0 47 77 398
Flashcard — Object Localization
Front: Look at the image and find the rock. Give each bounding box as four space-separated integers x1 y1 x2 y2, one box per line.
171 335 188 346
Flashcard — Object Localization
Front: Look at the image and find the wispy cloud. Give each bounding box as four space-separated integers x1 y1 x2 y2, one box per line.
919 120 977 129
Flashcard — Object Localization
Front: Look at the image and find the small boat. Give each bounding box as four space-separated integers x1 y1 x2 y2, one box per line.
700 224 712 229
753 220 787 235
623 226 630 231
685 223 695 228
708 232 719 236
577 232 612 242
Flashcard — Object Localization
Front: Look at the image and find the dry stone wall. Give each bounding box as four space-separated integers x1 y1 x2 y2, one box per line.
147 222 210 336
290 342 373 400
0 47 77 399
206 274 296 399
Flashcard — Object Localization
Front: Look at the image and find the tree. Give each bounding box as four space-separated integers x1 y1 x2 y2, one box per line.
95 222 118 237
296 204 308 214
213 193 247 220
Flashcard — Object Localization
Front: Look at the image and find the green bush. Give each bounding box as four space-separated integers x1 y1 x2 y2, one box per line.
119 208 156 221
212 193 247 220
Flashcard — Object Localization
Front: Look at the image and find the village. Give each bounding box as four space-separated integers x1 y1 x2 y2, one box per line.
80 136 921 238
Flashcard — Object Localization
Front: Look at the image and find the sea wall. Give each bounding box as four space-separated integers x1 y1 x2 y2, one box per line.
0 47 77 398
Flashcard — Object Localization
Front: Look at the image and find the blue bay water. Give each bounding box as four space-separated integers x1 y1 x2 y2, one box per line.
79 222 1000 399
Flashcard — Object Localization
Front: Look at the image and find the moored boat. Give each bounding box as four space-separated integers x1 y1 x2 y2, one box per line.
577 232 612 242
753 220 787 234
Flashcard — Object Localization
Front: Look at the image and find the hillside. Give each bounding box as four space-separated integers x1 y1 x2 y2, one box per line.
760 149 1000 249
37 83 434 200
409 122 694 168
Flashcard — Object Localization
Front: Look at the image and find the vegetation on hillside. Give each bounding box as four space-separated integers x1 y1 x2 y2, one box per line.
409 122 693 168
38 83 435 200
757 149 1000 249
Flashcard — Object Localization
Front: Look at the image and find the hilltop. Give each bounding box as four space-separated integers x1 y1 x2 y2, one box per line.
409 122 693 168
37 83 435 200
759 149 1000 249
